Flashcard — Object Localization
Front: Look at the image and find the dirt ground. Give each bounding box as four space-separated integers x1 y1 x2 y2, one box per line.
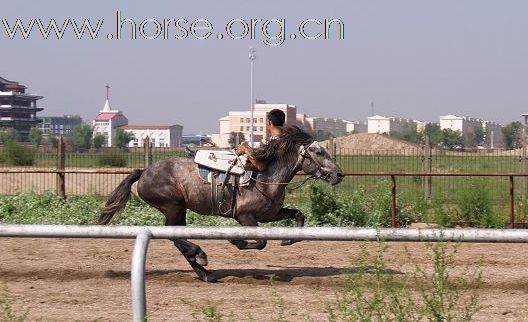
1 238 527 322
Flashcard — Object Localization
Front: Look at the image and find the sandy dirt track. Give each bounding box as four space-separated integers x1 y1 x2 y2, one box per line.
1 238 528 321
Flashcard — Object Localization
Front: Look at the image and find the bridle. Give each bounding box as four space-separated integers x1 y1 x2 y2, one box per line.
249 141 330 189
298 141 332 182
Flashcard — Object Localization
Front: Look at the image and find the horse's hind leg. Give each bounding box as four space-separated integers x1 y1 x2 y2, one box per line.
277 208 305 246
163 205 211 282
172 239 211 281
229 214 267 250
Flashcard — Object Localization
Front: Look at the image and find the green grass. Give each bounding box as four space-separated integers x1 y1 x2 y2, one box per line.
0 193 235 226
0 182 513 228
1 285 29 322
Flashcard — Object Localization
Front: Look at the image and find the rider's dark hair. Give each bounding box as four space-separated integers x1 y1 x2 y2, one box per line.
253 125 313 165
267 109 285 126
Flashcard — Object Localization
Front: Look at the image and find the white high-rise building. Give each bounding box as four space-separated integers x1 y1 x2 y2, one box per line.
439 114 490 148
344 120 367 134
367 115 415 134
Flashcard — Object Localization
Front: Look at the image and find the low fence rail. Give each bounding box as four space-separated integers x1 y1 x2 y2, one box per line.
2 224 528 321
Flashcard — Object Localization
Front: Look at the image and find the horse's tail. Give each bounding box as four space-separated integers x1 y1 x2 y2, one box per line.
98 169 144 225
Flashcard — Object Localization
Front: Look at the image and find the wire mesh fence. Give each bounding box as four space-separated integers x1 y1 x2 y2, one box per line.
0 143 186 195
1 142 528 217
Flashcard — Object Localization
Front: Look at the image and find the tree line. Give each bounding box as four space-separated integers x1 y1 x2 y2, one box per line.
0 124 135 151
392 122 523 150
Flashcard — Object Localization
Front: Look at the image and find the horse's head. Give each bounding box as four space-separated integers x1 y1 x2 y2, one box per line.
296 141 344 185
252 126 344 185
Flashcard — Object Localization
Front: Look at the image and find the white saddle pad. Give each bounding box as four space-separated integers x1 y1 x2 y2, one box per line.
194 150 246 175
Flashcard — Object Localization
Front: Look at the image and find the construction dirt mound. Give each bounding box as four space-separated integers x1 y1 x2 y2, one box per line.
321 133 422 152
321 134 522 156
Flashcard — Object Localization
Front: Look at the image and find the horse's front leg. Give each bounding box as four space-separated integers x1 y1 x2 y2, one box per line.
277 208 305 246
230 214 267 250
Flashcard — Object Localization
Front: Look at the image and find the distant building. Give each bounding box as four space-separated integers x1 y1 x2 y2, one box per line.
212 103 299 147
439 114 485 148
212 103 359 147
304 117 348 137
414 120 427 133
38 115 82 137
120 124 183 147
182 134 213 147
343 120 367 134
482 121 504 148
440 115 503 148
0 76 44 141
367 115 416 134
92 87 128 147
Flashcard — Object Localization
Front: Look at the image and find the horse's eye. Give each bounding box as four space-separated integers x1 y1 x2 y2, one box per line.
315 151 323 155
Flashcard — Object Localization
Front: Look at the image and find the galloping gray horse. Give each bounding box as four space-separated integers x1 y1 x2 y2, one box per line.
98 126 343 281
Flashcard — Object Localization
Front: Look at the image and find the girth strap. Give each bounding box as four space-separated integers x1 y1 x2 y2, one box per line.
210 164 238 217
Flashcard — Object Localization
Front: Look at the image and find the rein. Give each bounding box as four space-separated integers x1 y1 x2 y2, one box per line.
247 141 324 191
249 173 318 191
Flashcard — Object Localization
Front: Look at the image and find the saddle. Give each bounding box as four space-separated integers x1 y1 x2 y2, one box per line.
194 150 246 175
194 150 251 217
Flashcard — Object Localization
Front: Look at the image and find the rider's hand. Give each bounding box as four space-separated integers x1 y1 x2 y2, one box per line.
238 142 248 153
236 142 247 155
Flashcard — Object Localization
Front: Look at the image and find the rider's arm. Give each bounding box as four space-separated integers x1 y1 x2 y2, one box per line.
238 143 267 172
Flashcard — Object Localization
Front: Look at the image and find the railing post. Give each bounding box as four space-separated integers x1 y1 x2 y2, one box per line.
56 136 65 198
510 175 515 228
391 175 397 227
523 127 528 204
422 135 432 199
144 136 152 168
131 229 152 322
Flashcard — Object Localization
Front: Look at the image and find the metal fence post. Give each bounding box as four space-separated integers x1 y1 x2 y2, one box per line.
523 125 527 200
144 136 152 168
391 175 397 227
422 135 432 199
131 228 152 322
56 136 65 198
510 175 515 228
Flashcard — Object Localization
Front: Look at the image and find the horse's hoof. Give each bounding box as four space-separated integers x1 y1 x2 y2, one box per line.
230 240 248 249
281 239 300 246
195 251 208 266
202 273 218 283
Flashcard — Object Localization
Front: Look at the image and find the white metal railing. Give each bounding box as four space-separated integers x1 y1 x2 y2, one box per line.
2 225 528 321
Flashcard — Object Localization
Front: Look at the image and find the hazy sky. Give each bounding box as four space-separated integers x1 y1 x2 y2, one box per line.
2 0 527 133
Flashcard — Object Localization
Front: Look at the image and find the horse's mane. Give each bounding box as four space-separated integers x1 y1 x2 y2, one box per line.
253 125 314 165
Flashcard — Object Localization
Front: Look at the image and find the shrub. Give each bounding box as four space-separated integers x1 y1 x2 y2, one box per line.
309 184 341 225
2 141 35 166
98 153 127 167
431 202 460 228
309 184 370 226
327 239 482 321
411 241 482 321
309 182 418 227
459 179 505 228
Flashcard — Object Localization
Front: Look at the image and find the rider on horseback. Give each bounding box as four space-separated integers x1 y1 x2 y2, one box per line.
237 109 285 171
